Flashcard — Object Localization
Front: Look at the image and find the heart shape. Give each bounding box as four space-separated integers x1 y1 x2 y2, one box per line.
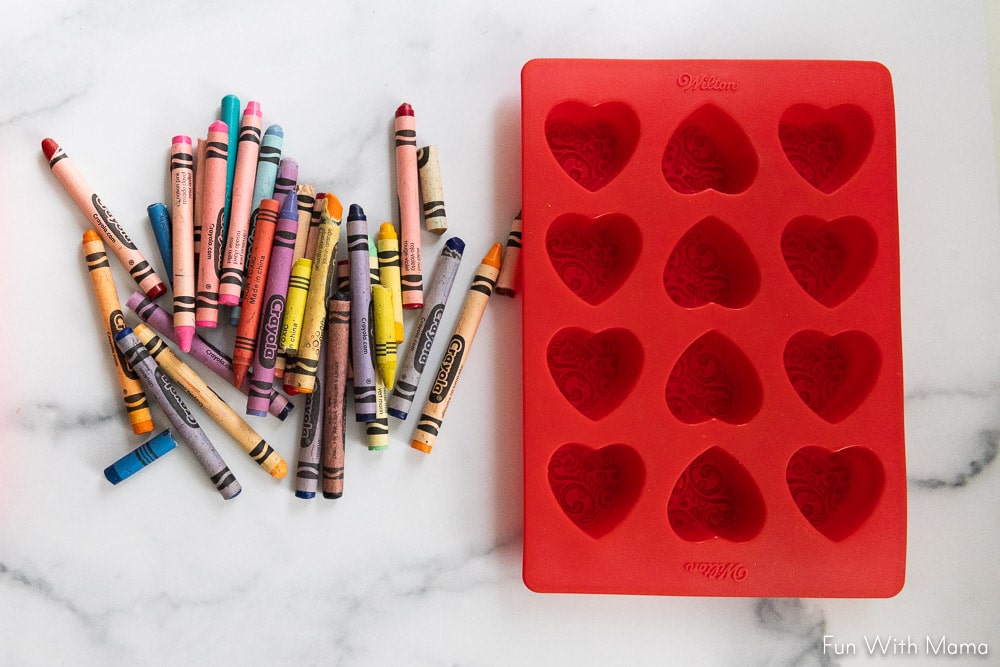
665 331 762 425
547 328 642 420
667 447 765 542
548 443 645 538
664 217 760 308
545 101 640 192
661 104 758 194
786 446 885 541
781 216 877 307
779 104 874 194
784 330 881 423
547 212 641 305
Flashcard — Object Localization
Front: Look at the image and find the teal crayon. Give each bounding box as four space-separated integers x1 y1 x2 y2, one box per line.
146 203 173 287
104 430 178 485
220 93 240 244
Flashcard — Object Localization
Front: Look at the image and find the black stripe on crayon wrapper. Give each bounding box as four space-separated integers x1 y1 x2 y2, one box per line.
239 126 263 142
49 151 69 167
249 440 276 464
322 466 344 480
297 463 320 481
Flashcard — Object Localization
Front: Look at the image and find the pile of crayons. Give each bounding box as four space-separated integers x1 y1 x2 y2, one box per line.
43 94 524 501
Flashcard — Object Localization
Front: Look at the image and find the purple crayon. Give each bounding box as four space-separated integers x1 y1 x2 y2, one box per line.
347 204 377 422
272 158 299 206
125 291 293 420
247 193 299 416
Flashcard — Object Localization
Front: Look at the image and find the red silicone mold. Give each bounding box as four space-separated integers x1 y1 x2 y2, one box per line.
521 60 905 597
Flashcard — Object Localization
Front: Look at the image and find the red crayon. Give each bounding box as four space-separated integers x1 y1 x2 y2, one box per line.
195 121 228 328
232 199 280 388
394 103 423 309
220 102 263 307
42 138 166 300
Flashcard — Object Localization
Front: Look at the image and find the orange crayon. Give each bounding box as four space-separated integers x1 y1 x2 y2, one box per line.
232 199 280 388
81 230 154 434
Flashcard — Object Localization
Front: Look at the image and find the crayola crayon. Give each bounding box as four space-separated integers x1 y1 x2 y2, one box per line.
195 120 228 328
368 256 390 449
231 124 283 326
104 429 177 485
292 184 315 262
232 199 279 387
135 325 288 479
494 211 522 297
280 258 311 354
193 138 206 262
388 237 465 420
296 370 324 499
284 203 340 394
42 139 166 300
376 222 404 342
411 243 501 453
82 230 154 434
146 203 173 286
305 193 326 261
126 291 293 420
247 193 299 417
170 135 196 351
417 145 447 235
321 294 350 498
394 103 422 308
219 101 263 307
115 328 241 499
366 378 390 451
336 259 350 294
220 94 240 243
273 158 298 205
372 285 397 390
348 205 377 422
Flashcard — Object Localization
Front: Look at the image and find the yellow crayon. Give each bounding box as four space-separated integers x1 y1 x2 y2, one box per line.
280 258 312 354
372 284 398 390
82 230 153 435
133 323 288 479
376 222 404 342
416 145 448 235
411 243 502 454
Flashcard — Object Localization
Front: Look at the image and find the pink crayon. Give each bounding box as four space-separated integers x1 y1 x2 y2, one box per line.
219 102 263 307
170 135 196 352
394 103 422 309
196 120 229 328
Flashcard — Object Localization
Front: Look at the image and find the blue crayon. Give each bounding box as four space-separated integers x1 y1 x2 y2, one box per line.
146 203 173 287
348 204 377 423
220 94 240 245
104 429 178 484
231 124 284 326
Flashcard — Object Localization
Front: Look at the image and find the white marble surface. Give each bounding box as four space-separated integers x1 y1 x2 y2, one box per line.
2 1 999 664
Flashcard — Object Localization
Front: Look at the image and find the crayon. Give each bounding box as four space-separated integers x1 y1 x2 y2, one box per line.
232 199 279 387
170 135 197 351
104 429 178 485
372 285 397 390
417 145 447 235
322 294 350 498
494 211 522 297
273 158 299 205
296 366 324 499
292 184 315 262
195 120 229 328
348 204 377 422
115 328 241 499
126 291 293 420
411 243 502 453
247 193 299 417
284 201 340 394
388 237 465 420
146 203 173 286
394 103 423 309
376 222 404 342
193 138 206 262
368 255 390 449
82 230 154 434
219 101 263 307
280 258 312 354
304 193 327 261
336 259 350 294
42 138 166 300
366 377 390 451
135 324 288 479
369 239 380 286
231 124 283 326
220 94 241 243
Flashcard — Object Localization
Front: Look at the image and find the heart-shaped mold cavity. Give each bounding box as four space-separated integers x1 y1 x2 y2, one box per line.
546 212 642 305
545 101 640 192
663 217 760 308
661 104 758 195
548 443 645 538
667 446 765 542
665 331 762 425
784 331 881 423
781 216 877 307
786 446 885 541
779 104 874 194
547 328 642 420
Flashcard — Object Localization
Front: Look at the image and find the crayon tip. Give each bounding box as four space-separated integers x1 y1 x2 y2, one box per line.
377 222 397 240
41 138 59 160
171 135 192 145
387 407 408 421
395 102 414 117
196 320 217 329
368 445 389 452
218 294 239 306
147 202 167 216
277 402 294 421
410 440 432 454
380 365 396 391
445 237 466 254
82 229 100 243
131 419 154 435
279 190 298 219
483 243 503 269
245 101 262 117
295 490 316 499
228 488 242 499
322 491 343 499
175 327 195 353
246 409 268 418
325 193 343 221
283 384 299 396
146 282 167 300
209 120 228 133
394 322 404 343
222 94 240 110
347 204 366 221
104 466 124 485
264 124 284 138
270 460 288 479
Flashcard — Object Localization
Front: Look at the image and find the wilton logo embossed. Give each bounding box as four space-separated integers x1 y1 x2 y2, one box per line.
429 335 465 403
414 305 444 373
683 562 748 581
259 295 284 368
677 73 738 92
